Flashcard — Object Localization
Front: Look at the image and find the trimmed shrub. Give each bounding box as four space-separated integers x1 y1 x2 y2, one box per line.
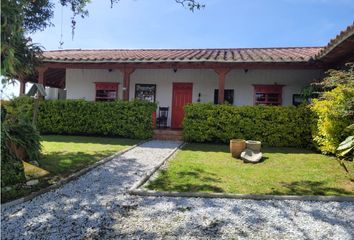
37 99 157 139
183 103 313 147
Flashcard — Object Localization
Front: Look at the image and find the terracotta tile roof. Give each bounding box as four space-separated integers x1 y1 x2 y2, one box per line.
316 21 354 59
42 47 323 64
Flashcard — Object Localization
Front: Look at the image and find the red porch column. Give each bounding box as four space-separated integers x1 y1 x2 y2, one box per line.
19 79 26 96
36 66 48 98
214 68 231 104
121 68 135 101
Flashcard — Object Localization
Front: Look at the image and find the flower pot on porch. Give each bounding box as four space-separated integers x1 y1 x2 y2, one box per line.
230 139 246 158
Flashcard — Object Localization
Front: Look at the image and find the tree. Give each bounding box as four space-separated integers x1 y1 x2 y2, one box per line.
1 0 204 82
311 63 354 157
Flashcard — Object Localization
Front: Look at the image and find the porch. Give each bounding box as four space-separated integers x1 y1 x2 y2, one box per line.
21 48 324 129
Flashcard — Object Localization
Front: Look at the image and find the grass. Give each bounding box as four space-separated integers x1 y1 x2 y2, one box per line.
39 135 138 177
2 135 139 203
147 143 354 196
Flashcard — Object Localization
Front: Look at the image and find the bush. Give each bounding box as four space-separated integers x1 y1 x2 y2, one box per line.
5 96 34 122
310 64 354 155
311 84 354 155
183 103 313 147
37 99 157 139
1 106 28 188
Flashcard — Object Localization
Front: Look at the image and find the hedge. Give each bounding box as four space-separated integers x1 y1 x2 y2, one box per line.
182 103 313 147
37 100 157 139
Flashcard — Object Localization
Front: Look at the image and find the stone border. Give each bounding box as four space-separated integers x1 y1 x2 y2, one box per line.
128 143 354 202
129 189 354 202
2 140 148 209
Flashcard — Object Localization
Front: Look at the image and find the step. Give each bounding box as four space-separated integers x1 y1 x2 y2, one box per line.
153 129 183 141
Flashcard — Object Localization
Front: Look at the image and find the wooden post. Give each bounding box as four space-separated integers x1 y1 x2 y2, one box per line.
121 68 135 101
19 79 26 96
214 68 231 104
36 66 48 98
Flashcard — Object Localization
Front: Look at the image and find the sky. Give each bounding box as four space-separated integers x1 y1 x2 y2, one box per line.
2 0 354 98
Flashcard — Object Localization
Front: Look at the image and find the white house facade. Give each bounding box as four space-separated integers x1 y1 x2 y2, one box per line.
22 22 354 129
62 68 322 126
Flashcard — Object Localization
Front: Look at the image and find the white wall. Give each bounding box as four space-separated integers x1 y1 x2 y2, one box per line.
129 69 218 126
66 69 123 100
65 68 322 126
225 69 322 106
45 87 67 100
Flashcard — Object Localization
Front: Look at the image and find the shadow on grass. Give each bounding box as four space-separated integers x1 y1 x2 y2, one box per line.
148 168 224 193
2 150 119 203
41 134 138 146
183 142 317 154
269 181 353 196
40 150 116 176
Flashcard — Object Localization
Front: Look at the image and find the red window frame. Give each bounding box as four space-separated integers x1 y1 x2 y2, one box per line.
253 84 284 106
94 82 119 101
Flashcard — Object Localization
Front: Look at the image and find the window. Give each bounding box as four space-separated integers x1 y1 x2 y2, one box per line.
135 84 156 103
253 85 283 105
214 89 234 104
95 82 119 101
292 94 304 106
292 93 319 106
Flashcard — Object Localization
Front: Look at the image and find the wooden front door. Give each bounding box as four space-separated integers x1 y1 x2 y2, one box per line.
171 83 193 129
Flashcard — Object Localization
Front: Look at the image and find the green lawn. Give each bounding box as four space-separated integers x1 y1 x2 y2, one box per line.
2 135 139 203
40 135 139 178
147 143 354 196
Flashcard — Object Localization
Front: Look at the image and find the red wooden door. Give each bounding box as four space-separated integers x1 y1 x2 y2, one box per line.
171 83 193 129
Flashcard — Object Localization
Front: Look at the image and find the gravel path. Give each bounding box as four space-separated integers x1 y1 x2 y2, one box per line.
2 140 354 240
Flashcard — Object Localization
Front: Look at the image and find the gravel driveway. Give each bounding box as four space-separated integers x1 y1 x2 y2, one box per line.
2 140 354 240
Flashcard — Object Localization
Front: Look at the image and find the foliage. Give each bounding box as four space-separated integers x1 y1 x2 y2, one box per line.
37 99 157 139
0 140 26 188
147 143 353 196
182 103 313 147
1 0 203 82
175 0 205 11
1 0 50 80
0 106 26 188
2 121 42 163
4 96 34 122
336 124 354 159
1 98 42 161
311 64 354 155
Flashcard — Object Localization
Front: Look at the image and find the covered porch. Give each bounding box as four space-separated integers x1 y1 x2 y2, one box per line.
27 61 322 129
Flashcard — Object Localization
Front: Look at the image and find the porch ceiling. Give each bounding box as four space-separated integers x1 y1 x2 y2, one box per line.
316 22 354 66
25 68 65 89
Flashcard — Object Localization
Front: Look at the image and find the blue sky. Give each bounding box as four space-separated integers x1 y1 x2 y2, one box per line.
2 0 353 98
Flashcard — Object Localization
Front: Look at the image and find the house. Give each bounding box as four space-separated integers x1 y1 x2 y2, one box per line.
22 23 354 129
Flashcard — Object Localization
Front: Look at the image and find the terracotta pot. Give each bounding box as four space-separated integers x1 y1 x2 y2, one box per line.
246 140 262 152
230 139 246 158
